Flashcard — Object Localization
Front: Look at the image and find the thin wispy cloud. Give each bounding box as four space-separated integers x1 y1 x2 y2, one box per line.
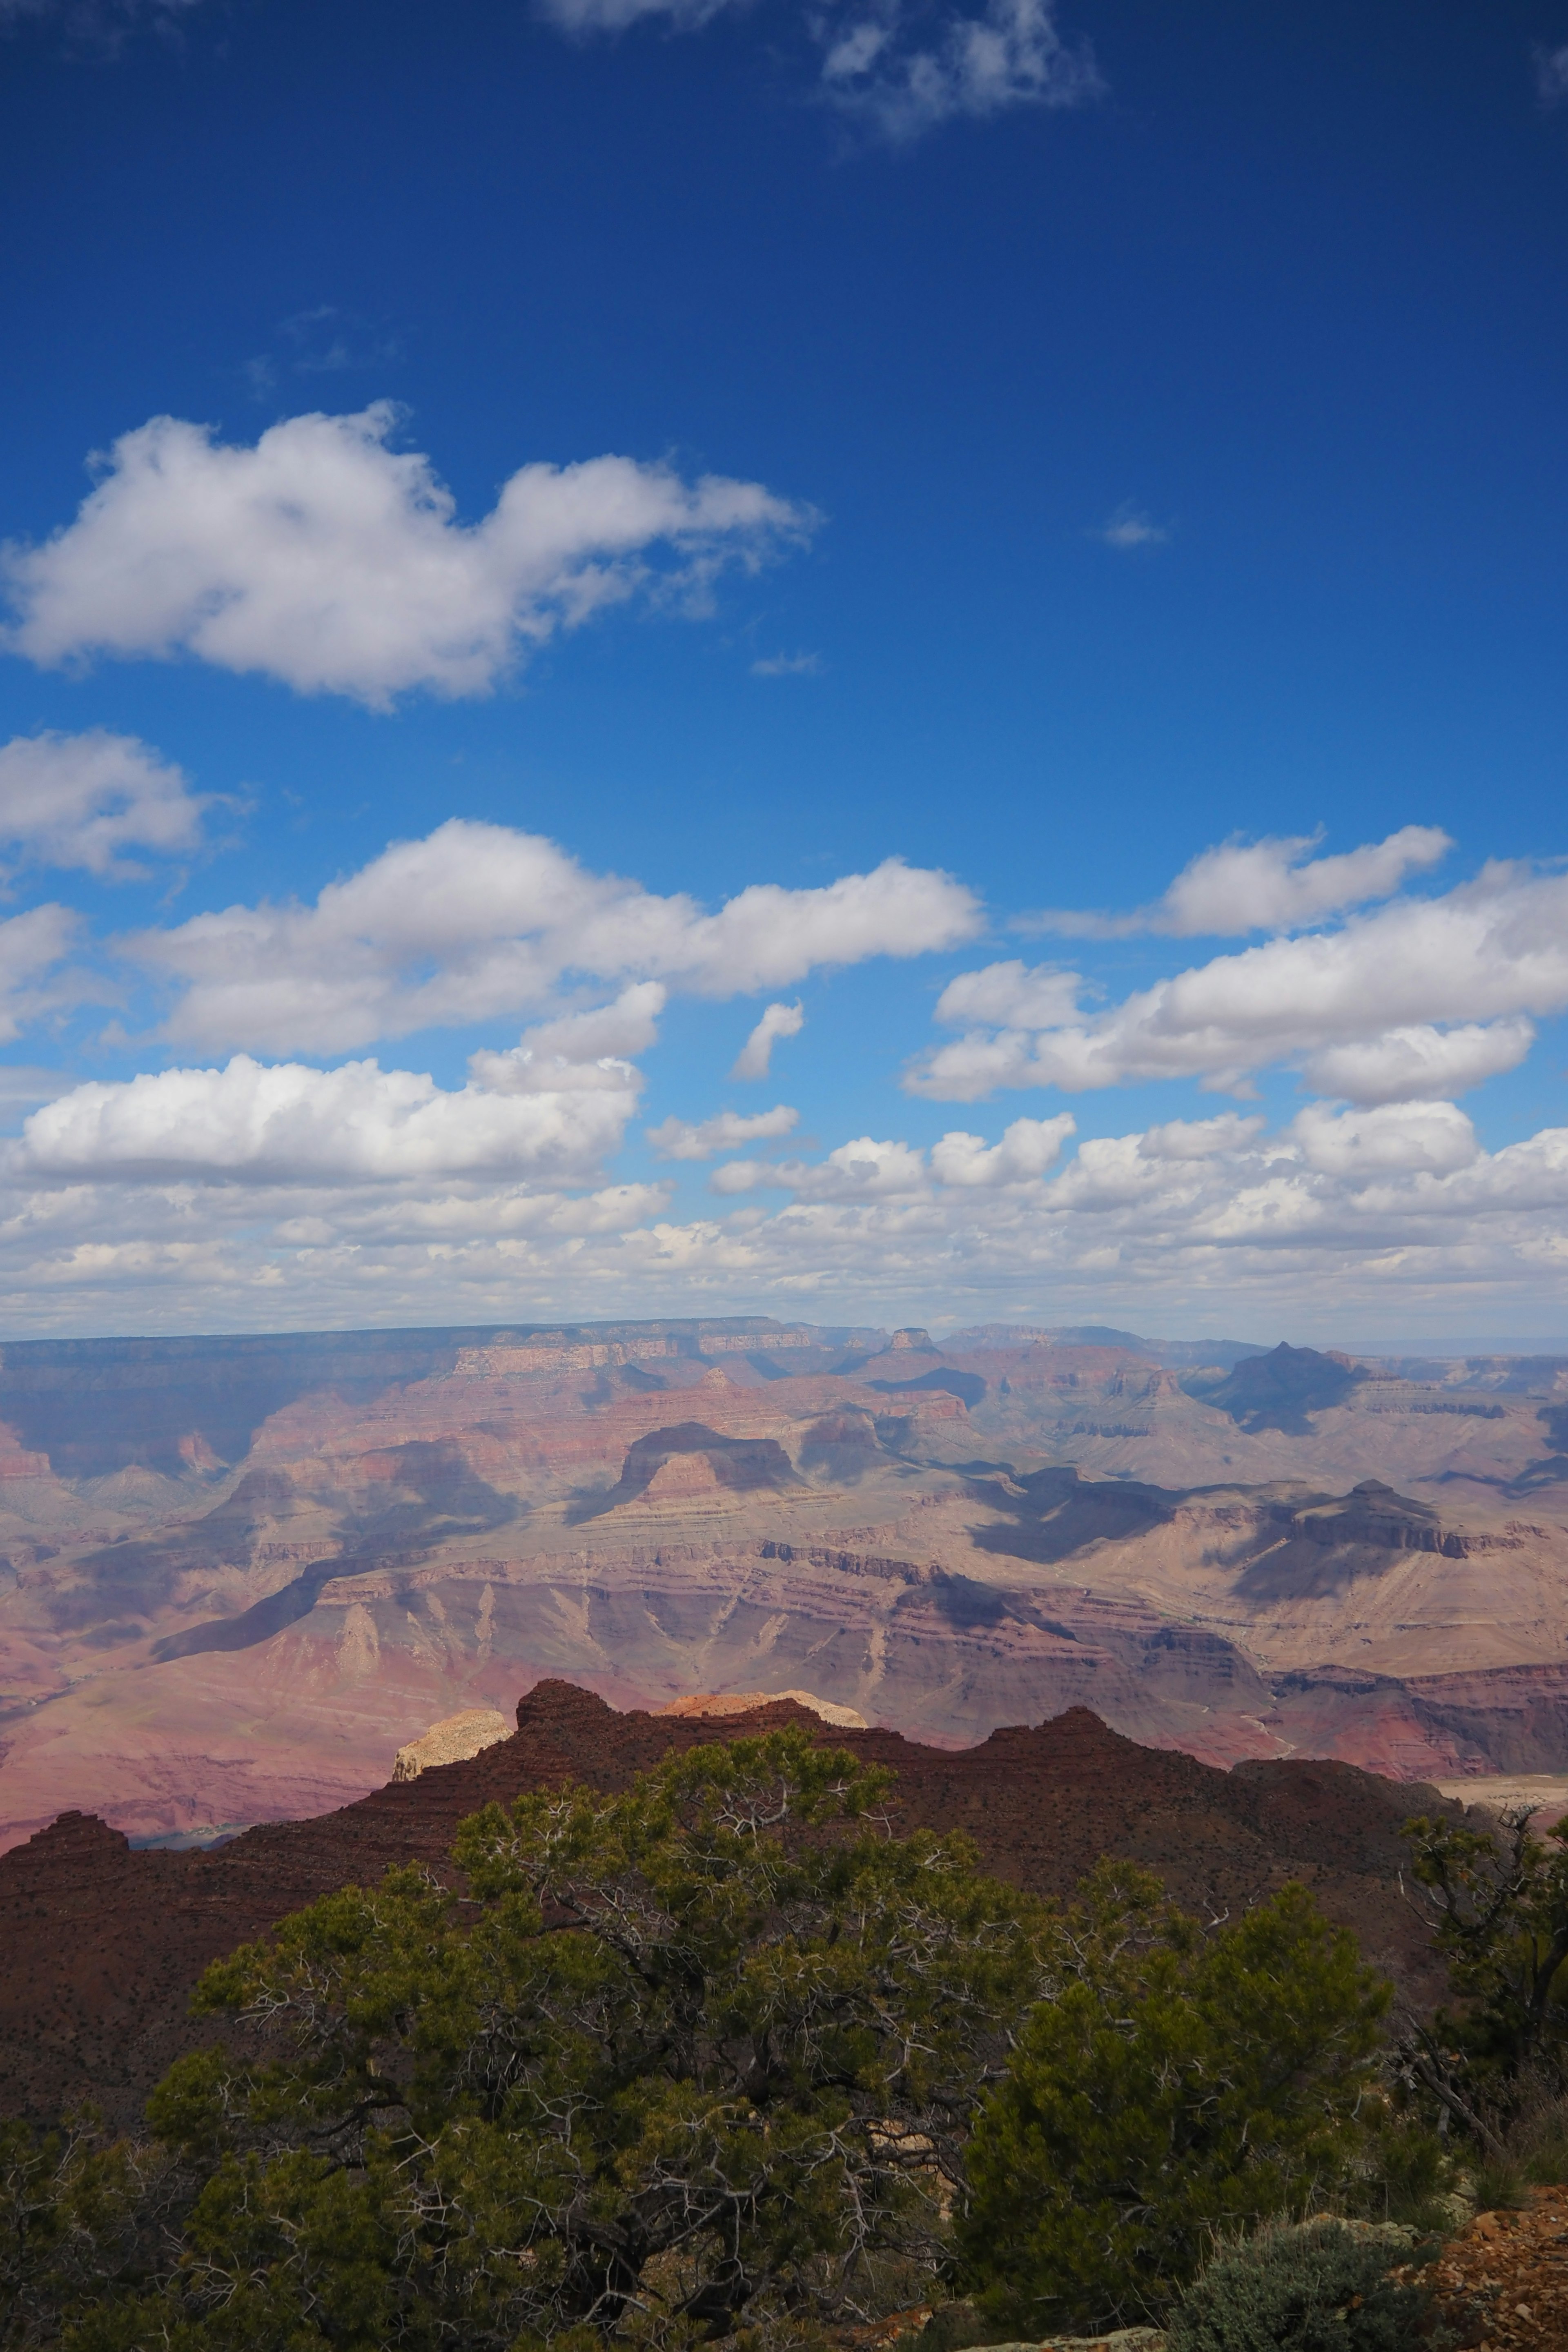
751 650 822 677
0 0 202 49
1535 41 1568 106
536 0 1100 138
1093 500 1169 549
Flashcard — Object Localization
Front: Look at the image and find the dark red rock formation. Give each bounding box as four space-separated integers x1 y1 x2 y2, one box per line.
0 1680 1460 2132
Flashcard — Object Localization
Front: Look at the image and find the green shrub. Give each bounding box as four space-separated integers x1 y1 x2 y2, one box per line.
955 1869 1392 2333
1167 2220 1434 2352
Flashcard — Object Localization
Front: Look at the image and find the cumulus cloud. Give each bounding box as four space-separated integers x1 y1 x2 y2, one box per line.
647 1105 799 1160
1 405 814 707
1302 1020 1535 1106
13 1054 638 1186
927 1114 1075 1185
0 904 86 1044
132 823 977 1055
0 730 209 879
732 999 805 1079
712 1134 928 1200
1287 1100 1480 1179
6 1092 1568 1335
1023 824 1452 940
908 863 1568 1104
933 961 1081 1029
469 982 667 1095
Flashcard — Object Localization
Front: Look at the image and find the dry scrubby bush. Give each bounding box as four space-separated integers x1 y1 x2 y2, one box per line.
1167 2221 1438 2352
0 1731 1435 2350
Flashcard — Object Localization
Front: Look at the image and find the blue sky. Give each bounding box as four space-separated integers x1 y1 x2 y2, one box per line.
0 0 1566 1343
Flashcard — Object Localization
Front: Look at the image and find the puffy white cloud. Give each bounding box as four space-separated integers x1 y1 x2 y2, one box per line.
1302 1020 1534 1105
909 864 1568 1103
1136 1113 1265 1161
6 1094 1568 1337
1025 824 1452 940
0 904 85 1045
928 1114 1075 1186
712 1135 928 1200
0 730 208 878
647 1105 799 1159
1 405 813 706
1288 1100 1480 1178
469 983 667 1095
933 960 1081 1029
12 1054 638 1185
731 999 805 1079
133 820 980 1054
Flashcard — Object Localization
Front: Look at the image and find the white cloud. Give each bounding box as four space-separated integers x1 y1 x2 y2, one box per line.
928 1114 1075 1185
817 0 1101 135
1 405 814 707
1288 1100 1480 1179
732 999 805 1079
1094 501 1167 550
1022 824 1452 940
0 730 209 879
1136 1112 1265 1162
933 960 1081 1029
132 825 977 1055
908 864 1568 1104
712 1133 928 1200
1302 1019 1535 1106
1536 42 1568 105
537 0 1098 139
8 1093 1568 1337
0 904 85 1045
751 651 822 677
12 1054 638 1186
647 1105 799 1159
469 982 667 1095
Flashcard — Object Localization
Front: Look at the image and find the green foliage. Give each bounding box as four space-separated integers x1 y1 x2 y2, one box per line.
63 1727 1054 2351
1401 1809 1568 2142
1166 2220 1435 2352
0 2111 157 2350
954 1867 1392 2334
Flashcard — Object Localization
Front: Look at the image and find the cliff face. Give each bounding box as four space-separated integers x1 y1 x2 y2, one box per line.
3 1317 1568 1851
0 1679 1465 2132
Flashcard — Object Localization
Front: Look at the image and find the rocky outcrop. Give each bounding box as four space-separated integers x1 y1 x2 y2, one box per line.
654 1689 869 1727
0 1679 1465 2131
391 1707 510 1781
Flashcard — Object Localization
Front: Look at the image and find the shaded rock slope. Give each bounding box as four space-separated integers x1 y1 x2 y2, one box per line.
0 1679 1463 2131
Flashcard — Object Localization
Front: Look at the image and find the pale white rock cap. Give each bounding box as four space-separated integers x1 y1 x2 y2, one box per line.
654 1690 868 1729
392 1706 512 1782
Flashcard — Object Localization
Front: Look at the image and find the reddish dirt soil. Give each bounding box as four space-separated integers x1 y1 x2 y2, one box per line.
1429 2193 1568 2352
0 1679 1458 2130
